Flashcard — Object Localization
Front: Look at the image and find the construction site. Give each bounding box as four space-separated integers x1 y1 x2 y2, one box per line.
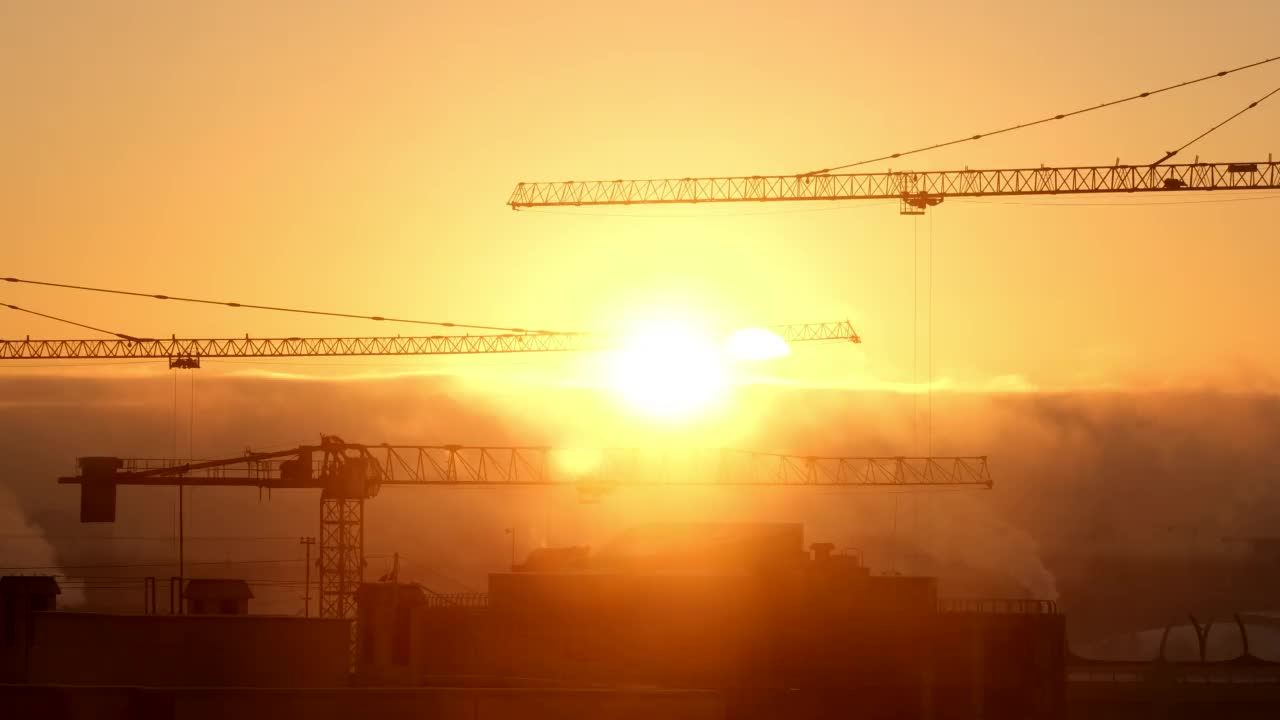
4 3 1280 719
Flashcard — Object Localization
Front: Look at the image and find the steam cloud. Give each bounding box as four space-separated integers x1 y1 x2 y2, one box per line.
0 484 85 607
1 374 1278 630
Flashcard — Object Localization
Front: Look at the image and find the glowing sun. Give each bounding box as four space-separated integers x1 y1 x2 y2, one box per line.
607 320 789 421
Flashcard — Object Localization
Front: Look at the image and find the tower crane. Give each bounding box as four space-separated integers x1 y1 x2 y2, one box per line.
7 304 961 621
19 318 890 620
508 159 1280 215
60 437 992 618
0 320 859 368
507 56 1280 213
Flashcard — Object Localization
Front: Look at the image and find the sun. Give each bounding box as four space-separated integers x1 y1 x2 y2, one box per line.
605 319 792 421
608 320 728 421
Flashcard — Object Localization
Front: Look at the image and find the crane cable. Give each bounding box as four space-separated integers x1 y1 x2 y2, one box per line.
1150 82 1280 165
2 301 144 341
803 53 1280 176
2 276 567 335
912 218 919 451
928 211 934 457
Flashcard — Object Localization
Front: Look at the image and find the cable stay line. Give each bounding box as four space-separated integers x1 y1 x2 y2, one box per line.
3 301 143 341
2 276 567 335
1151 82 1280 165
804 53 1280 175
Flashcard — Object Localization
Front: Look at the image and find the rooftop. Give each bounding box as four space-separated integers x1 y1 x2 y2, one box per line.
182 578 253 601
0 575 61 596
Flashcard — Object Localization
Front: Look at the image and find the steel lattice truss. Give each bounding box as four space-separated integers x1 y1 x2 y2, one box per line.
96 446 990 489
508 160 1280 212
319 497 363 620
0 321 859 361
368 445 991 488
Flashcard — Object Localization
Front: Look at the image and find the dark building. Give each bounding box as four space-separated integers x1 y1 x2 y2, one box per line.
360 524 1066 719
183 578 254 615
0 528 1066 719
21 612 350 688
1 576 61 682
2 575 349 688
357 580 431 685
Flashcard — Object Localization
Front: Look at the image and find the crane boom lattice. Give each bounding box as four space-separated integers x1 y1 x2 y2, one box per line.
508 160 1280 214
0 321 859 364
106 446 991 488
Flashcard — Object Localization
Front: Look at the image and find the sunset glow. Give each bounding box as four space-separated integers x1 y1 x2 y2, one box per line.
550 447 604 477
4 4 1280 713
725 328 792 362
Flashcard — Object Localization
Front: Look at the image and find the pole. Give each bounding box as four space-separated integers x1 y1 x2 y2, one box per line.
300 537 315 617
178 479 184 612
172 370 183 612
505 527 516 570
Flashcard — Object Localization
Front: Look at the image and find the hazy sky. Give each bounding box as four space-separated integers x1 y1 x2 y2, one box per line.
2 1 1279 391
4 4 1280 624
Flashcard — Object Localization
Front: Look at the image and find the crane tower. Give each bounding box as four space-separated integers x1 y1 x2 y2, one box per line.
62 438 993 618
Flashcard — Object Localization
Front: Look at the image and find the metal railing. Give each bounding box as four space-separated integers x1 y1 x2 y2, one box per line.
1069 665 1280 685
937 597 1060 615
423 593 489 609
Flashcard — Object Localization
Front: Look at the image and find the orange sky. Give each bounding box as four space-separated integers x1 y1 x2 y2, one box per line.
2 0 1279 393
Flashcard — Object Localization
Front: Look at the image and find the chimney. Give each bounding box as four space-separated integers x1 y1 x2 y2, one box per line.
810 543 835 562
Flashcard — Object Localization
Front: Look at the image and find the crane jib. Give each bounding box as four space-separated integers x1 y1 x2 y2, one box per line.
60 445 991 521
0 322 860 361
507 160 1280 213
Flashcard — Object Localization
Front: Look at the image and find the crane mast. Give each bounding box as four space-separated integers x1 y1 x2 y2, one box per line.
508 159 1280 214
